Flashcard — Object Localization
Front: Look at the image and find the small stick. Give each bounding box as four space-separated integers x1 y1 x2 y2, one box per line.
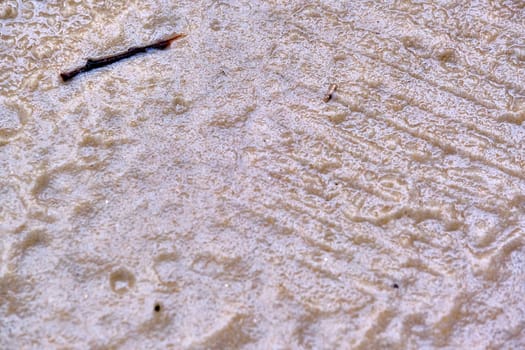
323 83 338 102
60 33 187 82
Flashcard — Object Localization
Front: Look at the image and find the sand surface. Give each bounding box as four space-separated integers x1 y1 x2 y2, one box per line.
1 1 525 349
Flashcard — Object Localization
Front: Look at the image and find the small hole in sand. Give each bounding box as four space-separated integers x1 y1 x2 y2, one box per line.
109 267 135 294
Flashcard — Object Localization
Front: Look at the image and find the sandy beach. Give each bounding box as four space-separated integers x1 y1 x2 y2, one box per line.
1 1 525 348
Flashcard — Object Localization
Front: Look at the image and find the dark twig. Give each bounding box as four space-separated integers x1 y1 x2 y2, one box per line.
60 33 187 82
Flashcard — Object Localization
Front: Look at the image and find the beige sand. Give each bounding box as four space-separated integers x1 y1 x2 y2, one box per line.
1 1 525 349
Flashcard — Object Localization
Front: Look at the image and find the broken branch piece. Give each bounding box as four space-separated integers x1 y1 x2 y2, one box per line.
60 33 187 82
323 83 338 102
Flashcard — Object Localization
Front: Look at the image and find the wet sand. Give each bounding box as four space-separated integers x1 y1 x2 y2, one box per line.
1 1 525 349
